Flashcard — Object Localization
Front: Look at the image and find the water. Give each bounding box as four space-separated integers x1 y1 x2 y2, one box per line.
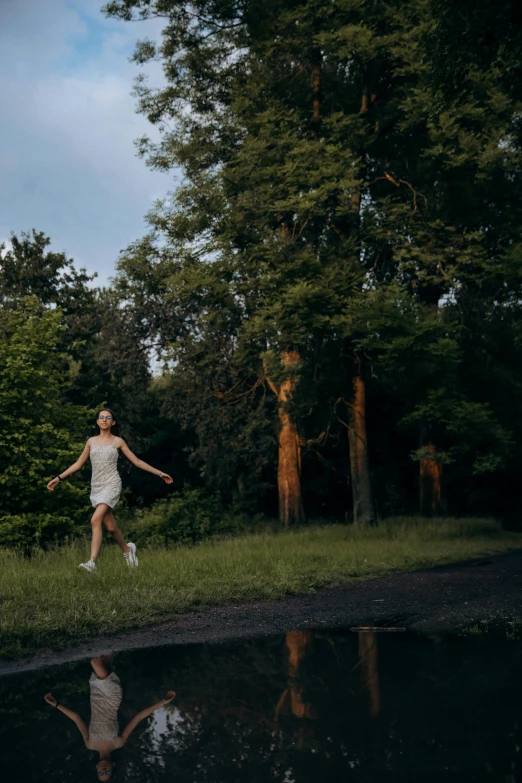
1 628 521 782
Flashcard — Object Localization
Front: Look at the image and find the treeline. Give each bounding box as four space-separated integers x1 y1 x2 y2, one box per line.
2 0 522 545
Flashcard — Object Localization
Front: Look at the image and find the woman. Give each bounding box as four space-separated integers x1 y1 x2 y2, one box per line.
47 408 173 572
44 653 175 781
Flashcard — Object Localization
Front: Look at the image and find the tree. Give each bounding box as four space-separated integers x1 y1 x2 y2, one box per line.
0 229 98 357
105 0 522 524
0 230 178 510
0 299 92 547
104 0 427 525
393 0 522 512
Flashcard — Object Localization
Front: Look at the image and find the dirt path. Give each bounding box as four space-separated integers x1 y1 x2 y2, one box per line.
2 550 522 676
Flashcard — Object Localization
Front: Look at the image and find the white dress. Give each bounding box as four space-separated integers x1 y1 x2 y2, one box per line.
88 672 122 742
90 443 122 509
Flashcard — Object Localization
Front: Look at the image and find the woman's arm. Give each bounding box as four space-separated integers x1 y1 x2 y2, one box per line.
120 691 175 742
44 693 89 742
46 441 91 491
118 439 173 484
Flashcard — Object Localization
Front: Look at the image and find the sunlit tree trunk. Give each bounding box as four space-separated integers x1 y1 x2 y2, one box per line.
348 374 376 525
419 420 445 516
277 352 305 526
420 443 444 515
358 631 381 717
346 108 376 527
265 350 305 527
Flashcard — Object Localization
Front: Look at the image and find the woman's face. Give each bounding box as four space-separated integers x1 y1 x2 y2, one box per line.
97 411 115 432
96 758 114 780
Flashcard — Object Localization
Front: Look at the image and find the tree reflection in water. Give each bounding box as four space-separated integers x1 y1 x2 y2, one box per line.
357 631 381 718
274 630 317 751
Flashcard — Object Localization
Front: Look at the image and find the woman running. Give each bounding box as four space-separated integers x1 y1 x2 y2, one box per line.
44 653 175 781
46 408 173 572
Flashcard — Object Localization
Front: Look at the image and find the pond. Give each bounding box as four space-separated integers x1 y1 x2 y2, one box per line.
0 628 521 781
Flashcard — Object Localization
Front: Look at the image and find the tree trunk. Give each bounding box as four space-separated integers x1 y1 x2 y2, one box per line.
278 351 305 526
311 61 321 137
419 441 444 516
358 631 381 717
348 374 375 525
278 409 304 526
265 350 305 527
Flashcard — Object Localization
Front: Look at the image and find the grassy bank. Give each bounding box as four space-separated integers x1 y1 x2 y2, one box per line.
1 517 520 658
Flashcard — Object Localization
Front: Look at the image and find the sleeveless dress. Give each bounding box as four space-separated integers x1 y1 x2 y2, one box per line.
90 442 122 509
88 672 122 743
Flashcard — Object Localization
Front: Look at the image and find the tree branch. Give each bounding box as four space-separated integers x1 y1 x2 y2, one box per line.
369 171 428 215
263 358 280 397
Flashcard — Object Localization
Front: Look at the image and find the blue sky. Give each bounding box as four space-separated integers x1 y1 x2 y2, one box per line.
0 0 174 286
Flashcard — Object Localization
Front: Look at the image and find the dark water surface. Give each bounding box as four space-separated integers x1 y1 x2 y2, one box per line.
1 628 521 782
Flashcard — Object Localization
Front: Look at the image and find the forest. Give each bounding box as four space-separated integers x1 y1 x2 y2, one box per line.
2 0 522 547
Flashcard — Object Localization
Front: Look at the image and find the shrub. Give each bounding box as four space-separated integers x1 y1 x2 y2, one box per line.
0 513 81 550
128 487 244 546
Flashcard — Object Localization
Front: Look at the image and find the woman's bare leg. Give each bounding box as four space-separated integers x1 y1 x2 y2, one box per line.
101 652 115 669
103 510 130 554
90 504 109 562
91 656 111 680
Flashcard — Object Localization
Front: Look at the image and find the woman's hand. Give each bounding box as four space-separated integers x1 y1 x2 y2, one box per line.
159 472 173 485
47 477 60 492
44 692 58 707
161 690 176 704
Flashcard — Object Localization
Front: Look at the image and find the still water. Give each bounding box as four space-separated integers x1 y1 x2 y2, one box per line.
0 628 521 782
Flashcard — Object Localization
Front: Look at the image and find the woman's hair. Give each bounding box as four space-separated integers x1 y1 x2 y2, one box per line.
94 407 121 437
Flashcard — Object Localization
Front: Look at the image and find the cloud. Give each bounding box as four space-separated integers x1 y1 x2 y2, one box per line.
0 0 174 286
0 0 87 69
0 239 13 258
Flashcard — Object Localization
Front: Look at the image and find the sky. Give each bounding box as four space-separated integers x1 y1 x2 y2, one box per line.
0 0 174 286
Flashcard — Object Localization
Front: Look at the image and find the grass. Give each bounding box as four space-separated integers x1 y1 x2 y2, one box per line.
0 516 521 659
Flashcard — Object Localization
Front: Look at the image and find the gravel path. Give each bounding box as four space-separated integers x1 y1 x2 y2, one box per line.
2 550 522 676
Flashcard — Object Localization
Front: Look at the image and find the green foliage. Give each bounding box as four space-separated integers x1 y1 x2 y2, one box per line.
98 0 522 523
0 230 98 356
0 514 79 547
129 487 245 546
0 229 183 511
0 299 92 547
409 398 513 474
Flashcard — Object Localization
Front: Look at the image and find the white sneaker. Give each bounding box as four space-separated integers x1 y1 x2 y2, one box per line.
78 559 97 573
124 542 138 568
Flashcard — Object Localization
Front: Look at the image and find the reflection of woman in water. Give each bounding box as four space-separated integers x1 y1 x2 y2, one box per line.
44 653 175 781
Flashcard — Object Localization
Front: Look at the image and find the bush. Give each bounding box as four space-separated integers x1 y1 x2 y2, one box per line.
0 513 81 550
128 488 245 546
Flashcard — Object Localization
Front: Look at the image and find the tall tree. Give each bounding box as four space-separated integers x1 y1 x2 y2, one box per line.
104 0 427 525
